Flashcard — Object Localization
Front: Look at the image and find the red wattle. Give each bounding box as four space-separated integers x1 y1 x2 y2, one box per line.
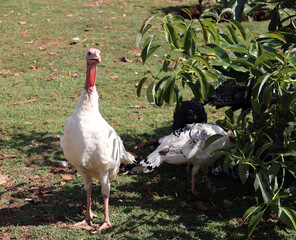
85 65 97 91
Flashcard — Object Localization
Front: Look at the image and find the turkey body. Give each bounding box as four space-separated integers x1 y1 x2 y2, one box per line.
140 123 235 195
61 89 134 186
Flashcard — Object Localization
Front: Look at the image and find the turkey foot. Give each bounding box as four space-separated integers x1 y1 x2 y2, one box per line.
74 219 94 230
98 220 112 233
74 211 97 229
188 188 200 196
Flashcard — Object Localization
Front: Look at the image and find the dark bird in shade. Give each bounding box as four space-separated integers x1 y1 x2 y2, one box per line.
172 100 207 131
205 81 252 111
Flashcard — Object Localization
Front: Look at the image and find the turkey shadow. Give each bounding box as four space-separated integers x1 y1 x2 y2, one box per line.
0 126 286 239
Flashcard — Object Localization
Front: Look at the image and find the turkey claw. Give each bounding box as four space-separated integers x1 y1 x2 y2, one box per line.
98 220 112 233
74 219 94 230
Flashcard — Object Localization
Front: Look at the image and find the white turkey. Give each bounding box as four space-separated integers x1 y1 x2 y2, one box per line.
60 48 135 231
139 123 235 195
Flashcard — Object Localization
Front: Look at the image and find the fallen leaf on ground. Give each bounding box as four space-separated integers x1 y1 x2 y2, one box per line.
43 77 58 82
119 56 131 62
0 153 17 159
110 76 119 79
61 179 66 186
0 70 12 77
12 99 37 105
30 66 38 70
32 197 43 203
0 174 8 185
60 174 73 181
223 199 232 209
129 104 148 109
179 223 188 230
196 201 210 211
144 185 161 200
133 138 158 149
210 198 219 209
19 21 26 25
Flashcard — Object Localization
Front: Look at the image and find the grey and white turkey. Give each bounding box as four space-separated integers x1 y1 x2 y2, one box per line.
60 48 135 231
139 123 235 195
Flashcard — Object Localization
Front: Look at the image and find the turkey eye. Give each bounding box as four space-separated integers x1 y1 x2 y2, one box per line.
88 52 91 55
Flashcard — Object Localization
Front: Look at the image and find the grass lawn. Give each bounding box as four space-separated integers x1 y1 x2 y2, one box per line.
0 0 295 239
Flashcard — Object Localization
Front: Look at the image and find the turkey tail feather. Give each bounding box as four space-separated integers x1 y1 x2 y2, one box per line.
140 151 164 173
123 152 136 164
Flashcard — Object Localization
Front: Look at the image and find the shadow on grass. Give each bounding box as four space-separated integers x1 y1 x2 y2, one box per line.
0 126 289 239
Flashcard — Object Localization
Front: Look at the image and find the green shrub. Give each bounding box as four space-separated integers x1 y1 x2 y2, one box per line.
136 3 296 236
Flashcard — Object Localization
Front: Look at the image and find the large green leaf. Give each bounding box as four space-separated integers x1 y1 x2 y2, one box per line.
227 44 248 55
255 172 272 204
258 32 286 43
186 81 202 102
228 19 247 42
163 76 176 105
141 35 160 64
166 21 181 49
193 67 208 100
136 16 155 48
181 8 192 20
218 33 235 45
146 82 156 105
191 56 210 69
137 77 148 97
201 11 218 20
262 87 272 107
256 42 264 57
202 69 218 82
247 210 265 237
233 0 248 22
252 73 271 100
162 54 171 72
202 19 219 45
206 44 230 64
196 19 208 45
255 52 277 66
183 25 193 54
213 66 249 82
204 134 224 149
225 109 234 124
225 25 239 44
279 207 296 230
239 163 249 185
243 205 264 221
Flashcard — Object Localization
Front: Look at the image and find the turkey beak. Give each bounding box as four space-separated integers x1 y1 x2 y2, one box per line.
92 56 101 65
227 130 236 144
97 56 101 64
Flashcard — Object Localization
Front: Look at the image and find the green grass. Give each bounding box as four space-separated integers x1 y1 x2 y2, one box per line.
0 0 296 239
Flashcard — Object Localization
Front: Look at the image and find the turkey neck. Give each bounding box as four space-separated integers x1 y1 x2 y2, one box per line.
84 62 97 92
74 63 100 114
